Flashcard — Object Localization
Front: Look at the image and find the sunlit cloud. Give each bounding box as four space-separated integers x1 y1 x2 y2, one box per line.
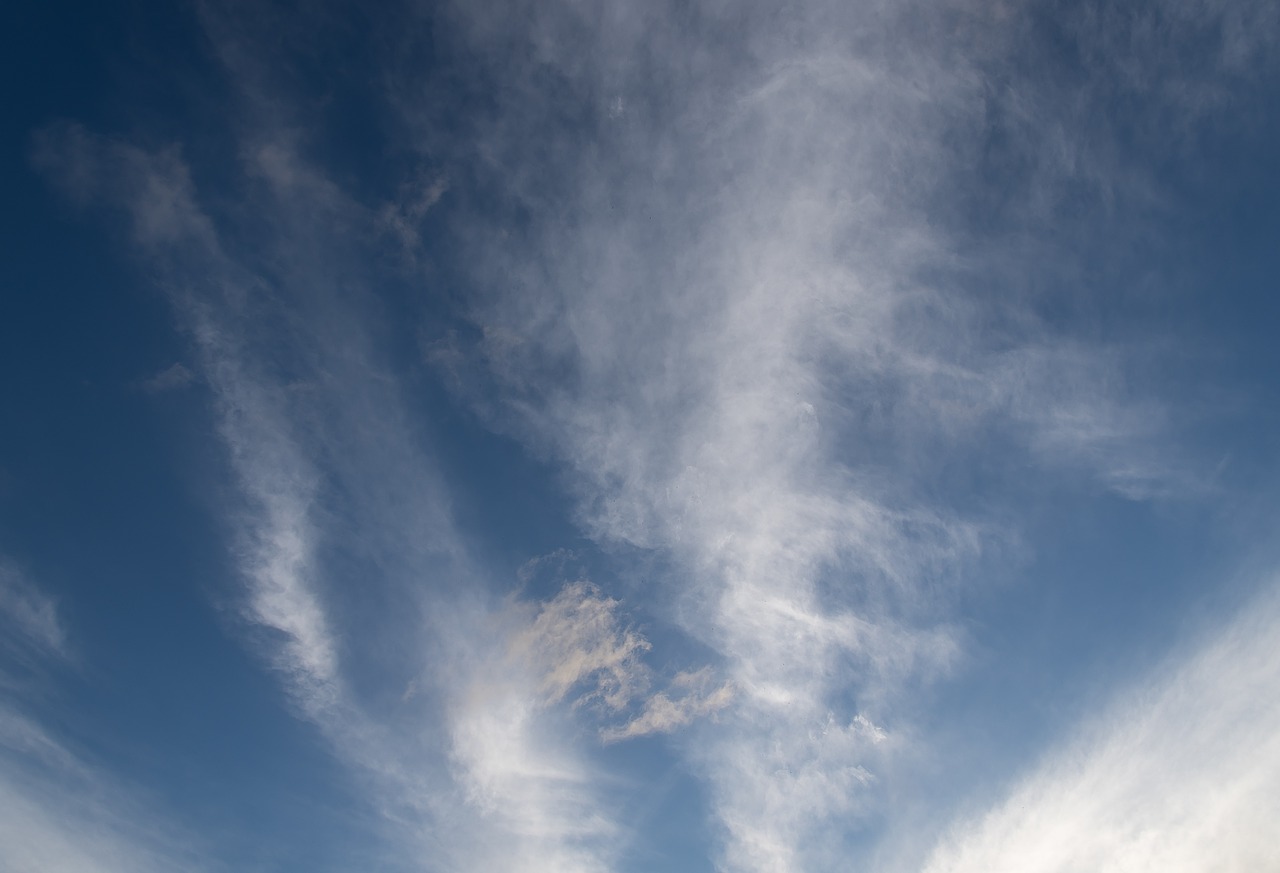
923 581 1280 873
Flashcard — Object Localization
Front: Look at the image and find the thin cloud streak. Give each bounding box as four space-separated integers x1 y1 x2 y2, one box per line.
922 580 1280 873
0 702 208 873
0 568 204 873
0 741 203 873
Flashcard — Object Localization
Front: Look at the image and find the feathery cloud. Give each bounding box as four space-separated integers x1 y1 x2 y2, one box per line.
0 563 67 662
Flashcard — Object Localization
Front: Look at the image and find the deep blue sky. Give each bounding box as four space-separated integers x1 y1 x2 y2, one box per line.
3 2 1280 872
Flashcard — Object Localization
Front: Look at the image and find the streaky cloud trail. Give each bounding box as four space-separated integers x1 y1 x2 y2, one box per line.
922 579 1280 873
0 565 205 873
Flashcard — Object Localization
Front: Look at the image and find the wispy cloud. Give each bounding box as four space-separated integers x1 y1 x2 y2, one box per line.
504 580 732 737
446 593 622 873
443 577 732 868
514 581 651 711
922 580 1280 873
31 112 655 872
411 1 1272 869
0 566 202 873
380 173 450 259
0 706 206 873
31 110 411 832
137 362 197 394
0 563 67 662
600 668 733 743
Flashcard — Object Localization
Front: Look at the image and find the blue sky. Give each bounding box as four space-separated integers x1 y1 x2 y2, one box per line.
3 1 1280 871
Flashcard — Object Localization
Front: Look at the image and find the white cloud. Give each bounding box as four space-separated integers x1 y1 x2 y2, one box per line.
922 581 1280 873
447 611 621 873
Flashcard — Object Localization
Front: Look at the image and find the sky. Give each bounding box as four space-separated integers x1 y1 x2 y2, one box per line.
2 1 1280 871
